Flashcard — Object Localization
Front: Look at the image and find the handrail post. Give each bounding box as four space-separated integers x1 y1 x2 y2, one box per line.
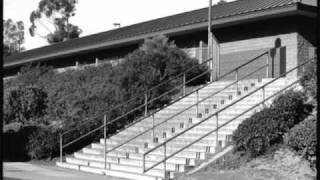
196 90 199 115
104 115 107 169
266 52 270 78
144 93 148 116
262 87 266 108
183 73 186 96
152 114 155 142
302 62 305 74
235 69 239 93
60 133 63 163
164 143 167 178
215 113 219 151
142 154 145 173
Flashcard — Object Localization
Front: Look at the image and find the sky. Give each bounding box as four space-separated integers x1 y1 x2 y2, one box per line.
4 0 229 50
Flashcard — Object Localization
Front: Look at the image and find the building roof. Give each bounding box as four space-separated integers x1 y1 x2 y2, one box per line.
3 0 317 68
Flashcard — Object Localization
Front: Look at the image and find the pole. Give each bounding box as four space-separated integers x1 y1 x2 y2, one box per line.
208 0 213 81
142 154 145 173
266 52 270 78
144 93 148 116
262 87 266 108
152 114 155 142
216 113 219 151
235 69 239 94
60 134 63 163
104 115 107 169
196 90 199 115
164 143 167 178
183 73 186 96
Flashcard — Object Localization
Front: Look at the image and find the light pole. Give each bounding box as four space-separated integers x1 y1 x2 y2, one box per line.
208 0 214 81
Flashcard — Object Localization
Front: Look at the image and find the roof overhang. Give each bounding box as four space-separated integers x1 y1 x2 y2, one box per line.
3 3 317 69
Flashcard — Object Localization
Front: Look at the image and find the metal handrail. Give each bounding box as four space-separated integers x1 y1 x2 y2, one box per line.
59 50 269 164
142 57 314 174
62 50 267 138
59 57 212 159
61 58 212 137
106 63 268 154
102 51 269 155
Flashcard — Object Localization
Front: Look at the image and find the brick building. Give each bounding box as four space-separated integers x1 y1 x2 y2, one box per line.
3 0 317 78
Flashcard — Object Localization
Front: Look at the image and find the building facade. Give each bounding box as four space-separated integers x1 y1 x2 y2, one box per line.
3 0 317 79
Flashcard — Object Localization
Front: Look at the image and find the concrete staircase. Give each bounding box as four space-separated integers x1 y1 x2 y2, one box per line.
57 77 298 180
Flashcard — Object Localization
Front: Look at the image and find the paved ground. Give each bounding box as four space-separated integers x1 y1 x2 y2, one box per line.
3 162 126 180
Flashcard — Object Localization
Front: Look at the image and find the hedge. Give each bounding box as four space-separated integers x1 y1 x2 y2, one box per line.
3 35 208 159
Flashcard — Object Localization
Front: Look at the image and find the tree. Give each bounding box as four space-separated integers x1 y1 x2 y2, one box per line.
3 19 25 57
117 35 209 108
29 0 82 44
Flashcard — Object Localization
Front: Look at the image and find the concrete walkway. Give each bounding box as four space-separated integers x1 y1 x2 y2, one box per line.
3 162 126 180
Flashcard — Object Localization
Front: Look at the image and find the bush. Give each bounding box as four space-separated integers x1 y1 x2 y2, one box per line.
284 113 316 167
27 126 60 159
3 35 209 159
300 58 317 105
5 86 48 125
232 90 313 157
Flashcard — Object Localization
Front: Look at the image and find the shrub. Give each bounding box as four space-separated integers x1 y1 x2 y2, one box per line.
27 126 60 159
4 35 209 159
271 90 312 123
5 86 48 125
300 58 317 105
284 113 317 167
232 90 313 157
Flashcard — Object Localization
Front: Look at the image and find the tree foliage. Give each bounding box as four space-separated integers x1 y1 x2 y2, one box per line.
29 0 82 44
3 19 25 57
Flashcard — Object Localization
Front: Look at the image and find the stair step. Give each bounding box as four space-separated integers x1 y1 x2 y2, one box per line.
75 150 194 166
57 162 165 180
56 77 297 180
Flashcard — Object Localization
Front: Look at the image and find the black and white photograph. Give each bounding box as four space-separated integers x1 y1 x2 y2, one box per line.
3 0 318 180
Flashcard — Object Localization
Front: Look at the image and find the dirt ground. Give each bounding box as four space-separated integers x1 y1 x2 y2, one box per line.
182 147 316 180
